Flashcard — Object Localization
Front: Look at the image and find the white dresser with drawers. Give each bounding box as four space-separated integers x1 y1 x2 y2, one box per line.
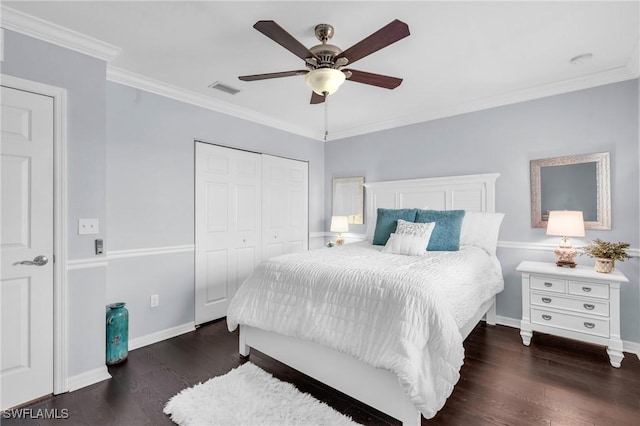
517 261 629 367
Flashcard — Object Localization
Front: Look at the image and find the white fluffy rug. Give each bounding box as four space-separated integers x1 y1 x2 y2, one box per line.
164 362 360 426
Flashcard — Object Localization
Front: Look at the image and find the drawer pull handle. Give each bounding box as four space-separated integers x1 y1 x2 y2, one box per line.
584 322 595 329
582 287 592 293
542 297 552 303
542 314 552 321
583 303 595 310
544 282 553 288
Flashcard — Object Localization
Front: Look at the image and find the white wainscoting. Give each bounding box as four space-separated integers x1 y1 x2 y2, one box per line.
65 244 196 270
65 239 639 362
66 259 108 270
314 234 640 257
108 245 195 260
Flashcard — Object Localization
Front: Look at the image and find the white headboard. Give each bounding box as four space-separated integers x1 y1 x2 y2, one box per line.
363 173 500 240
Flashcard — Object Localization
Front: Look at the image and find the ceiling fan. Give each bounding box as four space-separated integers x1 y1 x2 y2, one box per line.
238 19 410 104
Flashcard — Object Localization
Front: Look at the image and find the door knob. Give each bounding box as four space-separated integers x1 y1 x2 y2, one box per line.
19 255 49 266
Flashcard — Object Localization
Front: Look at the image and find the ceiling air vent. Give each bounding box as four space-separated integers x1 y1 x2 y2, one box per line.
208 81 240 95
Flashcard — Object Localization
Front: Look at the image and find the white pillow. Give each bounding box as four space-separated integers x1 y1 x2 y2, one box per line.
460 211 505 255
382 233 431 256
396 219 435 239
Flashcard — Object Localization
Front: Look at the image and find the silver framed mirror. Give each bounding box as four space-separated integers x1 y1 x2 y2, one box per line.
530 152 610 230
332 177 364 225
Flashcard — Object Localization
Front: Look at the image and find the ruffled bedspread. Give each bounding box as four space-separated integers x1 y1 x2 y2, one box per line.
227 243 504 418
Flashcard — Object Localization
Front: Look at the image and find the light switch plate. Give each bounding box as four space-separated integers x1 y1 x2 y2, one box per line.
78 218 99 235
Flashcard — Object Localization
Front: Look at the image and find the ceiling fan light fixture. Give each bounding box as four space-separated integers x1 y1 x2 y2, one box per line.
305 68 346 95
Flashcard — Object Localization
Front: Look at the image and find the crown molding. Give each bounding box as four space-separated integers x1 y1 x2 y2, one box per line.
4 5 637 142
1 6 120 61
106 66 320 141
329 61 640 141
627 37 640 77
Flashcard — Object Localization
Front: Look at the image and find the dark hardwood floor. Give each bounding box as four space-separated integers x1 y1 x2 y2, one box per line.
4 319 640 425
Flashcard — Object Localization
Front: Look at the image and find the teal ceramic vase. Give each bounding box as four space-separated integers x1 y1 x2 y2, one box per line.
106 302 128 365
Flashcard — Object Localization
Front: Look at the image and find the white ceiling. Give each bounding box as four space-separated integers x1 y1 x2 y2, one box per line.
3 1 639 141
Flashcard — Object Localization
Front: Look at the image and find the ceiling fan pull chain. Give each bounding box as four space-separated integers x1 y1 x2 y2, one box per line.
324 93 329 141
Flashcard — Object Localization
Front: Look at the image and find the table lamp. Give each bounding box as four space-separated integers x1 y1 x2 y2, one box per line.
546 210 585 268
330 216 349 246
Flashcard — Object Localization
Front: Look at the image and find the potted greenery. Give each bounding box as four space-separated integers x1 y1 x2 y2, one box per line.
581 239 630 273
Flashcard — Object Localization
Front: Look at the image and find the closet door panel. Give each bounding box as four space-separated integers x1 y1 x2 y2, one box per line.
262 155 308 260
195 143 262 325
206 183 228 232
204 249 229 303
196 146 308 325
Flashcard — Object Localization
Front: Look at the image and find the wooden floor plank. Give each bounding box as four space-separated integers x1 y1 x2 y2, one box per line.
2 320 639 425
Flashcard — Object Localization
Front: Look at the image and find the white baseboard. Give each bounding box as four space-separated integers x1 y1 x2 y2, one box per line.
129 322 195 351
494 315 640 360
67 366 111 392
622 340 640 361
495 315 521 329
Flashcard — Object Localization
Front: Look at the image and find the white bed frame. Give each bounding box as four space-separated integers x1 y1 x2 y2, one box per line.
238 173 501 425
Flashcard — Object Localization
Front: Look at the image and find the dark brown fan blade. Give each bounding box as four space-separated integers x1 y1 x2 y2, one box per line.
310 92 325 104
344 69 403 89
335 19 409 65
254 20 318 61
239 70 308 81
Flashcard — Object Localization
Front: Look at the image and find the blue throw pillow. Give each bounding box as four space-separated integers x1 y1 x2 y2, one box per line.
415 210 466 251
372 208 418 245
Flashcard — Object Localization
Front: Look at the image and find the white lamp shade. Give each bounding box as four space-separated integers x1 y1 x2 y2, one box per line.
305 69 346 95
546 210 585 237
330 216 349 233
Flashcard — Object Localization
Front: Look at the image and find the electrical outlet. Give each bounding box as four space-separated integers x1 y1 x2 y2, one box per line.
150 294 159 308
78 218 99 235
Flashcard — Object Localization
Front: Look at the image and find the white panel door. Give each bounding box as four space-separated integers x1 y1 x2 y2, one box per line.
195 143 262 325
262 155 308 260
1 86 54 409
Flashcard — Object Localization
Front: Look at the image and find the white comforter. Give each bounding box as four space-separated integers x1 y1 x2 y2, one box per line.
227 242 504 419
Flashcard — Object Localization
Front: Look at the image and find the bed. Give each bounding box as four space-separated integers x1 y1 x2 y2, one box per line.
227 173 503 425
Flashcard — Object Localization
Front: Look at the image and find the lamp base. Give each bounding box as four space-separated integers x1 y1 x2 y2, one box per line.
554 246 578 268
555 260 577 268
335 236 345 246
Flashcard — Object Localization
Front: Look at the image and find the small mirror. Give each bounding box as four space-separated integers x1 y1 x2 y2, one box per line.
332 177 364 224
530 152 610 230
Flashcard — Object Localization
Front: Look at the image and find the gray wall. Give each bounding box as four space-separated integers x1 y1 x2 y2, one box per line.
105 82 324 340
4 26 638 389
325 79 640 343
3 30 108 376
3 30 324 382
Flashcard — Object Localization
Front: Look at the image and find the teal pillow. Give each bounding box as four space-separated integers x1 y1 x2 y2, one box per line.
372 208 418 245
415 210 466 251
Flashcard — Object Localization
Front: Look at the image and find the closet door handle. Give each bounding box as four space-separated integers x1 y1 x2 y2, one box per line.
584 322 595 329
583 304 595 310
542 314 552 321
542 297 552 303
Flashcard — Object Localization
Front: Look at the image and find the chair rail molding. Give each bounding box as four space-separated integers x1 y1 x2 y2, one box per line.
107 244 195 260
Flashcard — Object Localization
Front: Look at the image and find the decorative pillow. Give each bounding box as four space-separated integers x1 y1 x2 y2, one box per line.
460 211 505 255
415 209 466 251
382 233 430 256
396 219 435 240
372 208 418 245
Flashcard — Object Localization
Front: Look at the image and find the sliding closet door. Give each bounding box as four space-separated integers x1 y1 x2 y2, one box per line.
195 143 262 325
262 155 309 260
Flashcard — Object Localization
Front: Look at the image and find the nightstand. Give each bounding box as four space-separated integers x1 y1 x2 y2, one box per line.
517 260 629 367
